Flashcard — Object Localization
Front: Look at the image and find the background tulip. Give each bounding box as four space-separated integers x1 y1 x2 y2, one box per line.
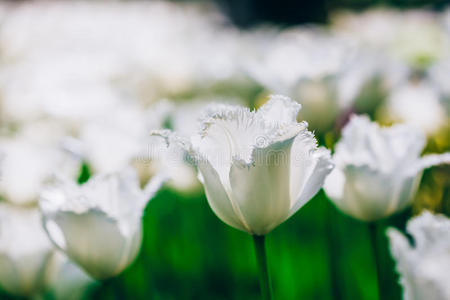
0 131 79 206
0 204 54 297
388 212 450 300
324 115 450 222
45 252 95 300
39 169 165 280
385 82 446 135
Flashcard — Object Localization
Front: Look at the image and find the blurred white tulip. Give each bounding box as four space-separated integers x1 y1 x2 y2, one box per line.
157 95 334 235
0 57 123 125
139 137 200 194
243 28 350 94
388 211 450 300
77 100 172 175
79 103 147 174
332 9 400 49
0 204 53 297
332 9 449 69
390 11 449 69
242 27 371 131
45 252 95 300
386 82 447 135
39 169 166 280
0 134 80 205
324 115 450 221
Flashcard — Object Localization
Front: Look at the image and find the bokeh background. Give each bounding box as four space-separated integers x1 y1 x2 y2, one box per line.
0 0 449 299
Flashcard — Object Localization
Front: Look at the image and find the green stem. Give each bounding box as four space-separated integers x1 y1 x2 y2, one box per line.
326 201 342 300
253 235 273 300
368 222 382 300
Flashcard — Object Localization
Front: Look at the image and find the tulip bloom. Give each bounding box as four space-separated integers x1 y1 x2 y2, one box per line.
39 169 165 280
388 212 450 300
0 204 54 297
324 115 450 222
160 95 334 235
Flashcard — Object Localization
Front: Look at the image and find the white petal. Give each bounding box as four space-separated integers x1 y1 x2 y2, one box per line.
405 153 450 176
40 168 155 236
323 168 346 202
142 172 168 200
228 138 294 235
387 228 411 260
334 114 426 173
194 99 304 171
256 95 301 125
405 211 450 248
289 147 333 217
336 165 419 221
191 122 235 188
197 159 247 232
288 125 333 211
43 210 141 280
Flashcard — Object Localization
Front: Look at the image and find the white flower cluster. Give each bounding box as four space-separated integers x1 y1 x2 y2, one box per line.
0 1 447 298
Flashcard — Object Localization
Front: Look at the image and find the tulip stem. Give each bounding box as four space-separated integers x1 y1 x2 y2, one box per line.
253 235 273 300
368 222 383 300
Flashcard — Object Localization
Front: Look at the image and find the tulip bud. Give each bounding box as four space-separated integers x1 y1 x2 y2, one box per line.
0 204 53 297
39 169 165 280
388 212 450 300
324 115 450 221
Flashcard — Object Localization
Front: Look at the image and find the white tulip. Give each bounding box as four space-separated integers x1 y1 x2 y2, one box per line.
324 115 450 221
390 11 449 68
386 82 447 135
0 204 53 297
388 211 450 300
242 28 372 132
140 137 199 193
0 135 79 205
332 9 448 68
78 101 172 175
332 9 401 49
243 28 349 94
79 104 147 174
45 252 95 300
39 169 165 280
156 95 334 235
